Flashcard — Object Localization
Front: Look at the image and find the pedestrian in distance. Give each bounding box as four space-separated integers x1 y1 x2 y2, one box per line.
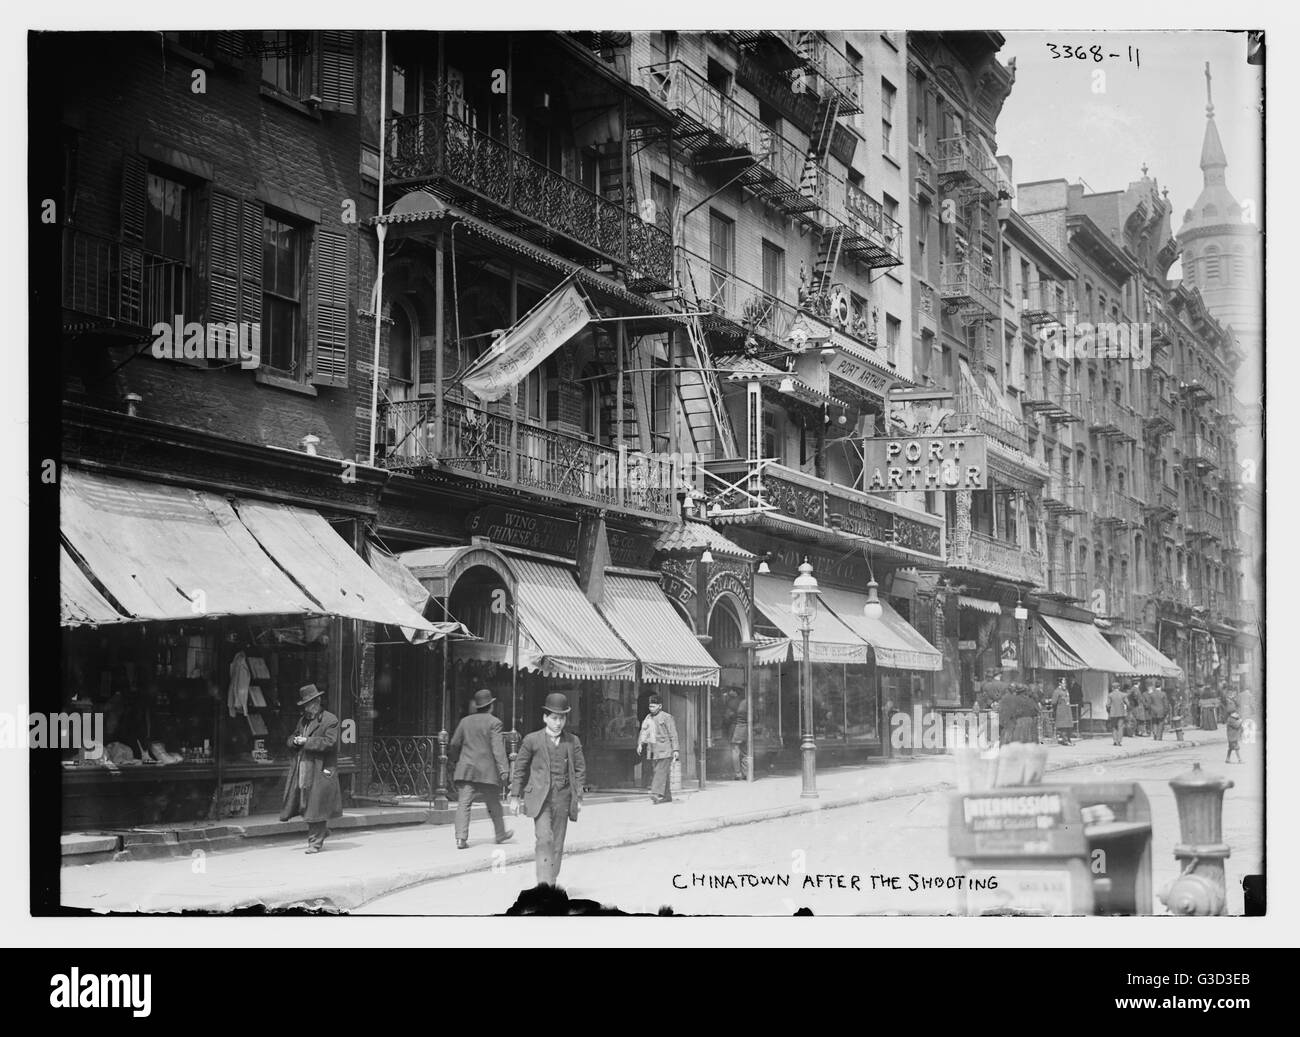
637 692 680 803
508 693 586 888
1051 678 1074 746
1147 682 1169 742
448 688 514 850
1106 683 1129 747
1129 681 1148 737
279 684 343 854
1225 710 1244 764
729 693 750 781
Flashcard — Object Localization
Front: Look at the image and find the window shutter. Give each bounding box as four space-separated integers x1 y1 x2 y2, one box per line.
317 31 357 114
213 32 246 66
118 155 148 325
206 188 242 326
238 198 264 330
310 230 350 387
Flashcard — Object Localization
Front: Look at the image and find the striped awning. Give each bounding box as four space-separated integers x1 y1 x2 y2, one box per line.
752 574 870 664
816 586 943 671
597 575 720 686
1037 614 1137 675
1106 629 1183 679
510 558 637 681
1032 631 1086 671
60 547 130 627
957 595 1003 615
752 636 792 666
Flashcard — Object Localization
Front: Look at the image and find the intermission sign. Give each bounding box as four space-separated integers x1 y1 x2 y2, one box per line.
862 434 988 492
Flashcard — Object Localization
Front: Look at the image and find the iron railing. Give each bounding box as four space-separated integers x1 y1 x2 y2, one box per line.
380 399 677 518
676 248 800 348
386 109 671 285
936 135 998 196
368 735 439 802
1183 433 1222 469
949 392 1029 455
951 530 1044 587
62 227 191 331
1046 567 1089 601
1020 281 1066 326
939 259 1001 315
783 30 864 110
841 180 903 264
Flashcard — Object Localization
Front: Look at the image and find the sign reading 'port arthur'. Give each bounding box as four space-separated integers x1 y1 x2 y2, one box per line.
862 434 989 492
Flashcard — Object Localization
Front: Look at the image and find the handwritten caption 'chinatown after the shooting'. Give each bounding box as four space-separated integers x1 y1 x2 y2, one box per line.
672 873 998 892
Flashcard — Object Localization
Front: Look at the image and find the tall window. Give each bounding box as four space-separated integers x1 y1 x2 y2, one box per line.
650 174 677 238
709 209 735 310
262 215 303 375
761 239 785 300
886 314 900 366
881 78 897 157
761 406 780 461
651 358 673 451
845 43 864 134
143 171 190 324
261 30 312 96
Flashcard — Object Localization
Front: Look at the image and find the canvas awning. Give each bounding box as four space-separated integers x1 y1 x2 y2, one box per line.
752 636 792 666
510 558 637 681
234 502 437 632
60 546 130 627
752 574 869 664
1106 629 1183 679
1037 614 1137 674
1031 631 1086 671
957 595 1002 615
60 469 437 631
61 469 322 621
815 586 944 671
597 575 720 686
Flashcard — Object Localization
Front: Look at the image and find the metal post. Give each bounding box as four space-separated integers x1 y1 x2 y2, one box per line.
434 231 445 455
509 268 519 484
367 30 389 468
800 625 817 798
509 604 520 767
434 638 450 809
745 639 755 785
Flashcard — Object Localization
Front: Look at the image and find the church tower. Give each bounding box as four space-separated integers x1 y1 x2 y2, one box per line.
1177 63 1262 370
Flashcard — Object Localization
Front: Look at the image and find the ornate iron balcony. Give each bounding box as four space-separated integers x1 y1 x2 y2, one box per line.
937 136 998 197
386 108 671 288
939 259 1001 318
676 248 799 350
62 228 191 333
952 530 1044 587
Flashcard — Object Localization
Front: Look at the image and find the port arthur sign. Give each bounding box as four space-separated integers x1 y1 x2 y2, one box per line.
862 433 989 492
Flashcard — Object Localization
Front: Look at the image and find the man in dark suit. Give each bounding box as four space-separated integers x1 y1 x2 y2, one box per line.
279 684 343 854
508 692 586 887
448 688 513 850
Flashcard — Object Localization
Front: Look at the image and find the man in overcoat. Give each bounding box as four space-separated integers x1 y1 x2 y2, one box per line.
1147 681 1170 741
637 692 680 803
280 684 343 853
1051 678 1075 746
509 693 586 887
448 688 513 849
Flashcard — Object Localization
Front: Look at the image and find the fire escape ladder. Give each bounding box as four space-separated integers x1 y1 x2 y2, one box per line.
674 265 736 460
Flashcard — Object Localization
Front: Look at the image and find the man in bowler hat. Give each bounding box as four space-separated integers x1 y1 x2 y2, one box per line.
279 684 343 853
448 688 514 849
508 693 586 887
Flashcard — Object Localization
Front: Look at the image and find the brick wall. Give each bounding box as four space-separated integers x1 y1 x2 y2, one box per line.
56 32 364 460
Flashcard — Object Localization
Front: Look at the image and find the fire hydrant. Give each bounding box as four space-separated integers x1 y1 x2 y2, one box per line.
1159 762 1234 915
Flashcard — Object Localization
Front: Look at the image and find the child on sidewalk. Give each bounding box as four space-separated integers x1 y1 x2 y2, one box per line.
1225 710 1244 763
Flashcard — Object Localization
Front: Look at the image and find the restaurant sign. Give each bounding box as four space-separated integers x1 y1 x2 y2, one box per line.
861 434 988 492
467 507 653 568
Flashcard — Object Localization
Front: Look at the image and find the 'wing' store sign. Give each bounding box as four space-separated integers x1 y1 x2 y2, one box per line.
862 434 988 492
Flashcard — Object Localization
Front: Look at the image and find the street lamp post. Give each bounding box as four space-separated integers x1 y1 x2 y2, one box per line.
791 559 820 799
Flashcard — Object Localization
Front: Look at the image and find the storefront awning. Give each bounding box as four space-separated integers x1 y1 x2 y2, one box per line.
1106 629 1183 679
597 575 720 686
753 636 792 666
234 502 436 632
61 469 322 621
510 558 637 681
1037 614 1137 675
752 574 869 664
815 586 944 671
60 547 130 627
957 595 1002 615
1031 631 1086 671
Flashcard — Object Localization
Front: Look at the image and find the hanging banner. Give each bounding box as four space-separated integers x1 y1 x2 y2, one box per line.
461 279 592 402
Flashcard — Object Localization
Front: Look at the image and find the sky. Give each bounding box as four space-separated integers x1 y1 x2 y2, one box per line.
997 30 1264 277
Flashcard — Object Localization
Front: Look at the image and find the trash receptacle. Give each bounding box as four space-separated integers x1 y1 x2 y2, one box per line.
1199 699 1220 730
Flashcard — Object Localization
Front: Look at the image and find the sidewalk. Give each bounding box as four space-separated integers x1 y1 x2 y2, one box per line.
59 730 1223 914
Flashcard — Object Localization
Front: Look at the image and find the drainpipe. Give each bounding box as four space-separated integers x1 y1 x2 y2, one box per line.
367 30 388 467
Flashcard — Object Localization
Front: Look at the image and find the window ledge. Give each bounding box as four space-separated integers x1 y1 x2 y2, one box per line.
163 40 215 72
255 369 318 396
258 85 322 121
882 152 902 170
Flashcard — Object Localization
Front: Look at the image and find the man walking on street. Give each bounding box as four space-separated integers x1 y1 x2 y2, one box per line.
637 692 680 803
729 693 750 781
509 693 586 888
448 688 514 850
1107 683 1129 747
279 684 343 853
1147 681 1169 742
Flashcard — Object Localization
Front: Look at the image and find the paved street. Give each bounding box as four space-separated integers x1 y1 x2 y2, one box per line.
358 739 1261 916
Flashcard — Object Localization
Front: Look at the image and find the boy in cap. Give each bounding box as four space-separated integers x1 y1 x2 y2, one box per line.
1225 710 1244 764
509 693 587 887
638 692 680 802
448 688 513 849
279 684 343 853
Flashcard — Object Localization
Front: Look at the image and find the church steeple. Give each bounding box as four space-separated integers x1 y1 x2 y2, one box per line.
1200 62 1228 185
